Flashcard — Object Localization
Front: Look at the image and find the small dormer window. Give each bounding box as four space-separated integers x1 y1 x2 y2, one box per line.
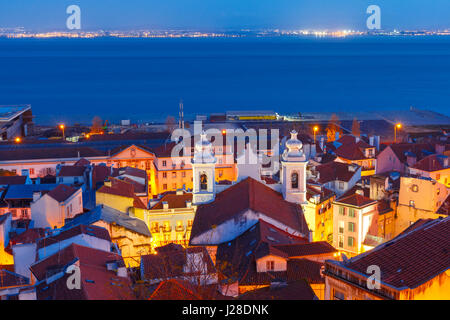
266 261 275 271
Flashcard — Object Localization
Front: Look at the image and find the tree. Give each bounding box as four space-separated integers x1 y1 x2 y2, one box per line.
91 116 103 134
165 116 177 133
326 113 342 142
352 118 361 137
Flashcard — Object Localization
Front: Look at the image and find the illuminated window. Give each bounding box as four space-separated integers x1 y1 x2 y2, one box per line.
348 236 354 247
163 184 167 190
266 261 275 271
409 200 415 207
162 160 167 167
348 208 356 217
339 221 344 234
172 172 177 178
412 184 419 192
348 222 355 232
162 172 167 179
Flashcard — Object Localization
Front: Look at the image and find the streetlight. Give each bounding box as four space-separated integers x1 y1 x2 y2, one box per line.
313 126 319 143
394 123 402 143
59 124 65 141
15 137 21 143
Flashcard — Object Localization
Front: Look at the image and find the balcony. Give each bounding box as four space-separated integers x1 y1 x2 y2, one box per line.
175 225 185 232
161 226 172 233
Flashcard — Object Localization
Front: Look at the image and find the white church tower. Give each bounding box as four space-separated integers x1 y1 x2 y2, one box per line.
281 130 308 204
192 131 217 204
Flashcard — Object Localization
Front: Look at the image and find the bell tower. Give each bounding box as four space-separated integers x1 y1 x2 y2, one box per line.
281 130 307 204
192 131 216 204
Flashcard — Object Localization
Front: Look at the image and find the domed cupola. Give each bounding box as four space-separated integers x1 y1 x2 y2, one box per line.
283 130 305 160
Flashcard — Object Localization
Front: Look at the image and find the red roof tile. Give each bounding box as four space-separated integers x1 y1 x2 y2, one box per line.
57 166 86 177
238 279 318 300
335 217 450 290
335 193 377 208
37 225 111 249
0 175 28 185
150 192 193 209
191 177 309 242
273 242 337 258
46 184 78 203
412 154 449 172
31 244 134 300
437 195 450 216
315 161 360 184
0 270 29 288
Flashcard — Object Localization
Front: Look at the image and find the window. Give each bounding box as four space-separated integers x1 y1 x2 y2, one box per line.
412 184 419 192
162 172 167 179
266 261 275 271
348 222 355 232
29 168 35 175
333 290 345 300
291 172 299 189
172 172 177 178
436 174 441 180
182 171 186 178
163 184 167 190
339 206 346 216
409 200 415 207
172 183 177 190
162 160 167 167
339 221 344 234
145 161 151 170
219 170 223 177
338 181 344 190
200 173 208 190
348 236 355 247
348 208 356 217
338 235 344 248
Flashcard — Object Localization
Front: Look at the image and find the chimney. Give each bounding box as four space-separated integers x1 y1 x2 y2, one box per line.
355 189 364 196
335 131 340 141
33 191 42 202
148 199 159 208
162 201 169 210
436 144 445 154
406 154 417 167
104 180 112 187
176 189 183 195
186 200 192 208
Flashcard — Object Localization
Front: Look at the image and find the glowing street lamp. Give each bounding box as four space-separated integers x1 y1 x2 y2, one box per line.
394 123 402 143
15 137 21 143
59 124 65 140
313 126 319 143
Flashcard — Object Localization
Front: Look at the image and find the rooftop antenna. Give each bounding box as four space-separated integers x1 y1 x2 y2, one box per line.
178 99 184 130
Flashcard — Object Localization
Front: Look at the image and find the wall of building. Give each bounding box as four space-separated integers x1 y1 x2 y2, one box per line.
256 255 287 272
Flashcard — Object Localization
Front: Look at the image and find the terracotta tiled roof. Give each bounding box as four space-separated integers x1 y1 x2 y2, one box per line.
437 195 450 216
315 161 359 184
140 245 215 281
215 220 307 283
0 147 105 161
149 279 226 300
5 228 47 254
74 158 91 166
334 217 450 290
273 242 337 258
0 270 29 288
150 192 193 210
36 225 111 249
46 184 78 203
191 177 309 242
239 279 318 300
335 193 377 208
97 177 135 198
119 166 147 179
306 184 335 203
412 154 449 172
58 166 86 177
0 175 28 185
31 243 134 300
335 143 367 160
389 143 435 164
